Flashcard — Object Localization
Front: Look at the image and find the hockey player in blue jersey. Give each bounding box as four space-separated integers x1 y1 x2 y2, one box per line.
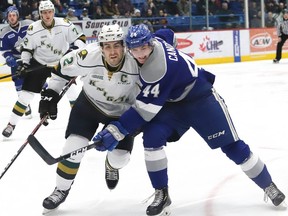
0 6 33 117
93 24 286 216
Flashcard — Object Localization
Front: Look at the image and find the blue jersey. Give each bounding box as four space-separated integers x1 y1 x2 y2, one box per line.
119 38 215 135
0 20 33 59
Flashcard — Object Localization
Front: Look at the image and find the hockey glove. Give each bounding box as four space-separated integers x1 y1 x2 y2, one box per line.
16 63 29 78
93 121 129 151
5 56 17 67
39 89 60 126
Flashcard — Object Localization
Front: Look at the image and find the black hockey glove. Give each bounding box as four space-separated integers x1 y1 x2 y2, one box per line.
16 63 29 78
39 89 60 126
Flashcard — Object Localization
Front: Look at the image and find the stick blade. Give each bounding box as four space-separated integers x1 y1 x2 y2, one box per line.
27 135 56 165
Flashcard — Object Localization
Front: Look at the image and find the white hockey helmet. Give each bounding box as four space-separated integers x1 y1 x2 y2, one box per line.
39 0 55 14
98 24 124 43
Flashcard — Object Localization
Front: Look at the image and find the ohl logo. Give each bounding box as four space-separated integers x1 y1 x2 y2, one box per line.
199 35 223 52
251 33 272 48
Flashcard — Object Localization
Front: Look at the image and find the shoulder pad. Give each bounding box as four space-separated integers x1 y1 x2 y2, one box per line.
21 19 34 26
140 43 167 83
0 26 10 36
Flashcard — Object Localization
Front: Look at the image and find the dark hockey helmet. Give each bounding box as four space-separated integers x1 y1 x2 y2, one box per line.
125 24 153 49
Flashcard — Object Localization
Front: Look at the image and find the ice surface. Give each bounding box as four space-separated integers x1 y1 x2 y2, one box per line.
0 59 287 216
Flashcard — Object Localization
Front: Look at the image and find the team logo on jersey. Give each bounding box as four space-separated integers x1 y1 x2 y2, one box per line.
27 25 33 31
63 18 71 24
77 49 88 60
8 34 15 39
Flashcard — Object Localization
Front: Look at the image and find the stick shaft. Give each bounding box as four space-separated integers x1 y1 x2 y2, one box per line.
0 77 76 180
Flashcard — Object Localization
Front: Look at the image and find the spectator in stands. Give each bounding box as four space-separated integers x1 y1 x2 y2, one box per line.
53 0 65 17
80 7 91 20
154 9 169 30
88 0 102 16
66 8 79 21
102 0 120 18
93 5 107 19
141 0 157 17
31 0 40 21
276 2 286 15
19 0 32 20
164 0 179 16
265 11 276 27
158 9 168 21
177 0 190 16
117 0 134 17
250 10 261 28
273 2 287 25
87 0 100 18
228 0 244 14
195 0 206 15
132 8 142 24
248 1 259 25
266 1 278 14
0 1 10 14
143 8 158 26
74 0 91 9
132 8 142 22
216 1 236 29
60 0 70 8
208 0 221 15
132 8 154 32
154 0 166 14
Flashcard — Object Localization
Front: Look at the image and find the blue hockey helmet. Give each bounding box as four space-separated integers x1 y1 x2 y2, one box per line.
6 6 19 19
125 24 153 49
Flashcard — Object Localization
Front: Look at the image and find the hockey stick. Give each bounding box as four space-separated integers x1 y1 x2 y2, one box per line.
0 73 15 80
28 135 101 165
0 117 48 179
0 64 48 80
0 77 77 180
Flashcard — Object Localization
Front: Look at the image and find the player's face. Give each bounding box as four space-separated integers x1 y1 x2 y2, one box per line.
284 13 288 20
40 9 54 26
7 12 18 27
129 44 153 64
102 41 124 66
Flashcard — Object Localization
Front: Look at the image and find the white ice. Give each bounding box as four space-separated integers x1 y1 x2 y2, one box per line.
0 59 288 216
